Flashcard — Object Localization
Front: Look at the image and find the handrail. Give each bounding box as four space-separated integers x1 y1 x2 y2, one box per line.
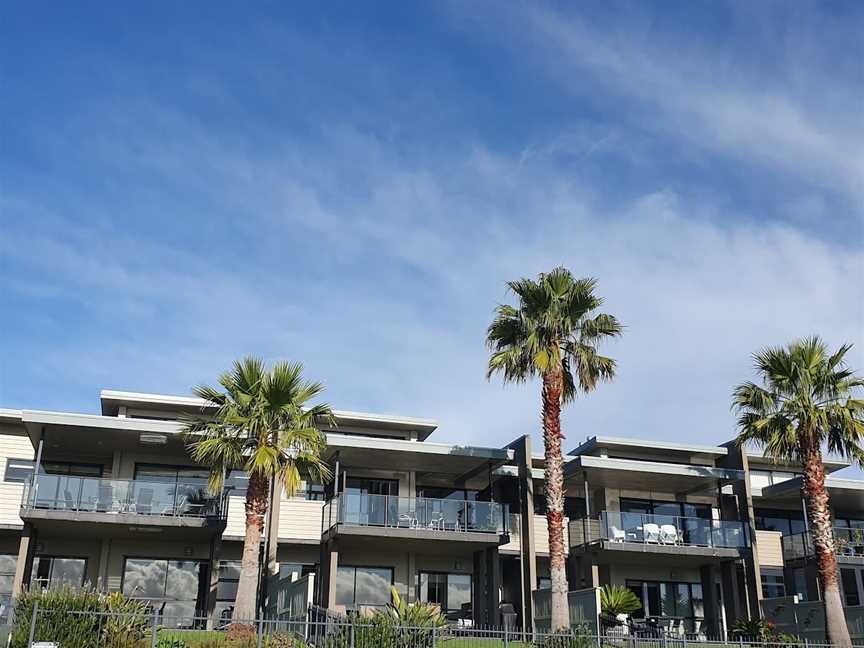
21 474 230 519
325 492 508 534
576 511 748 548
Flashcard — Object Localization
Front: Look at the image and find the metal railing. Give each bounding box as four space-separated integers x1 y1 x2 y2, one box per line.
20 474 229 519
322 493 508 535
14 603 847 648
571 512 748 549
783 527 864 561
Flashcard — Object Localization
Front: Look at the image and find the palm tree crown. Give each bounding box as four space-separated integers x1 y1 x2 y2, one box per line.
184 356 332 494
733 336 864 463
486 267 623 397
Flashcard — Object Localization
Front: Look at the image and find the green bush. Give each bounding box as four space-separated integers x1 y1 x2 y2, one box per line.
599 585 641 617
11 587 150 648
157 637 190 648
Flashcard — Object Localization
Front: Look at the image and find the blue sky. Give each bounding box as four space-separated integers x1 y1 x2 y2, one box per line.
1 1 862 457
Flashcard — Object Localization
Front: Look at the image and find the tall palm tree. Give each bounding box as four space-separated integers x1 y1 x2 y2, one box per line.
733 337 864 648
486 267 622 631
183 357 332 624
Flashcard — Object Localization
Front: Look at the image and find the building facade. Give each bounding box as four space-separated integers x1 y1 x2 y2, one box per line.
0 389 859 636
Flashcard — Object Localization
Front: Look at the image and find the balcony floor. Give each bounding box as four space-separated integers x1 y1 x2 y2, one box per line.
323 523 508 546
20 507 226 538
572 538 742 561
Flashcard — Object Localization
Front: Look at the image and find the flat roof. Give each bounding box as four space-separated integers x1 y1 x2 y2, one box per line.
569 435 727 457
745 451 850 471
0 409 23 424
100 389 438 439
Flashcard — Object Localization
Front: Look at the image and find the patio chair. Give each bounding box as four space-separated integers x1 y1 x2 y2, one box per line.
428 512 446 531
398 511 417 528
609 526 627 542
643 523 661 543
134 488 154 514
660 524 680 544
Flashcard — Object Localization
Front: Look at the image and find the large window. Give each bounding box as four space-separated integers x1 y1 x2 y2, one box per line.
122 558 207 621
416 487 477 501
626 580 704 633
761 568 786 599
335 566 393 608
214 561 239 624
754 509 806 536
620 499 711 519
31 557 87 590
0 554 16 609
841 568 861 607
279 563 316 582
4 459 34 483
750 470 799 490
418 572 471 620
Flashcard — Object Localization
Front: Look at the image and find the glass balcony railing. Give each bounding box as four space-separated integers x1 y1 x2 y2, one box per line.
322 493 508 535
783 528 864 561
590 511 748 548
21 474 228 519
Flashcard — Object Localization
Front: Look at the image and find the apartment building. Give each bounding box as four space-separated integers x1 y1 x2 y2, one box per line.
0 388 859 637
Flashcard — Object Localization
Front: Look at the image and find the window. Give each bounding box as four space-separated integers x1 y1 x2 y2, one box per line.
620 499 711 519
305 483 326 501
135 465 209 482
418 572 471 620
538 577 552 590
31 557 87 590
279 563 316 582
335 566 393 608
751 470 799 489
122 558 208 621
41 463 103 477
841 568 861 607
790 568 810 601
0 554 16 608
754 509 806 536
416 487 478 501
4 459 34 483
761 569 786 599
626 580 703 633
226 471 248 494
214 561 239 623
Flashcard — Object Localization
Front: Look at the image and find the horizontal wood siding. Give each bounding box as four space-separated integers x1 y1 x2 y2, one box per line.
534 514 569 556
278 499 325 541
756 529 785 567
0 427 32 528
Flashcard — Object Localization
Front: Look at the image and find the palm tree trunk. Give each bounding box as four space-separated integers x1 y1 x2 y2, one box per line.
232 470 269 624
542 367 570 632
802 443 851 648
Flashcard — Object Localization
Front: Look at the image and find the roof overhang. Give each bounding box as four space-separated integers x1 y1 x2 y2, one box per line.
100 390 438 440
570 436 727 458
759 476 864 511
563 455 744 492
323 433 512 480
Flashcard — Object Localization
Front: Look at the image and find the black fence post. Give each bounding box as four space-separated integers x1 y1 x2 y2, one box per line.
26 601 38 648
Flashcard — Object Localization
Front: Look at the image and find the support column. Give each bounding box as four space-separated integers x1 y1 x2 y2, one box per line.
12 523 37 598
719 442 763 618
507 435 536 631
264 482 282 611
206 535 223 629
720 561 741 625
97 539 111 591
472 547 501 626
701 564 721 638
316 540 339 609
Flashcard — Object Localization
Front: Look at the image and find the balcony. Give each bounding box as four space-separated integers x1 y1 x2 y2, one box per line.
782 528 864 563
20 474 228 532
321 493 508 544
570 511 748 559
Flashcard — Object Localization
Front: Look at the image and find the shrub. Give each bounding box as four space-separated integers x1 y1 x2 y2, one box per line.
157 638 190 648
535 628 596 648
10 587 150 648
599 585 641 617
729 617 797 645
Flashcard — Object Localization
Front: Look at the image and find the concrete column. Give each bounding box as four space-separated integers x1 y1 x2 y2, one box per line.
720 561 743 625
206 535 223 629
719 442 763 618
472 547 501 626
507 435 537 630
406 552 416 603
264 482 282 610
316 540 339 609
701 564 721 637
97 539 111 591
12 523 37 598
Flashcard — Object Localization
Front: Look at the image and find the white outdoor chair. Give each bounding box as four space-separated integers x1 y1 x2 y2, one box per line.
398 511 417 528
660 524 680 544
643 523 661 543
609 526 627 542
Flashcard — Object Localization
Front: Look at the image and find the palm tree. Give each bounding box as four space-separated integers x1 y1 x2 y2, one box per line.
486 267 622 631
183 357 332 624
733 337 864 648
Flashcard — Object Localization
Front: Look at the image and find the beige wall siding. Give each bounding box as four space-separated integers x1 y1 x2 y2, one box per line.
224 494 247 539
755 530 785 567
278 500 325 541
0 426 32 528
